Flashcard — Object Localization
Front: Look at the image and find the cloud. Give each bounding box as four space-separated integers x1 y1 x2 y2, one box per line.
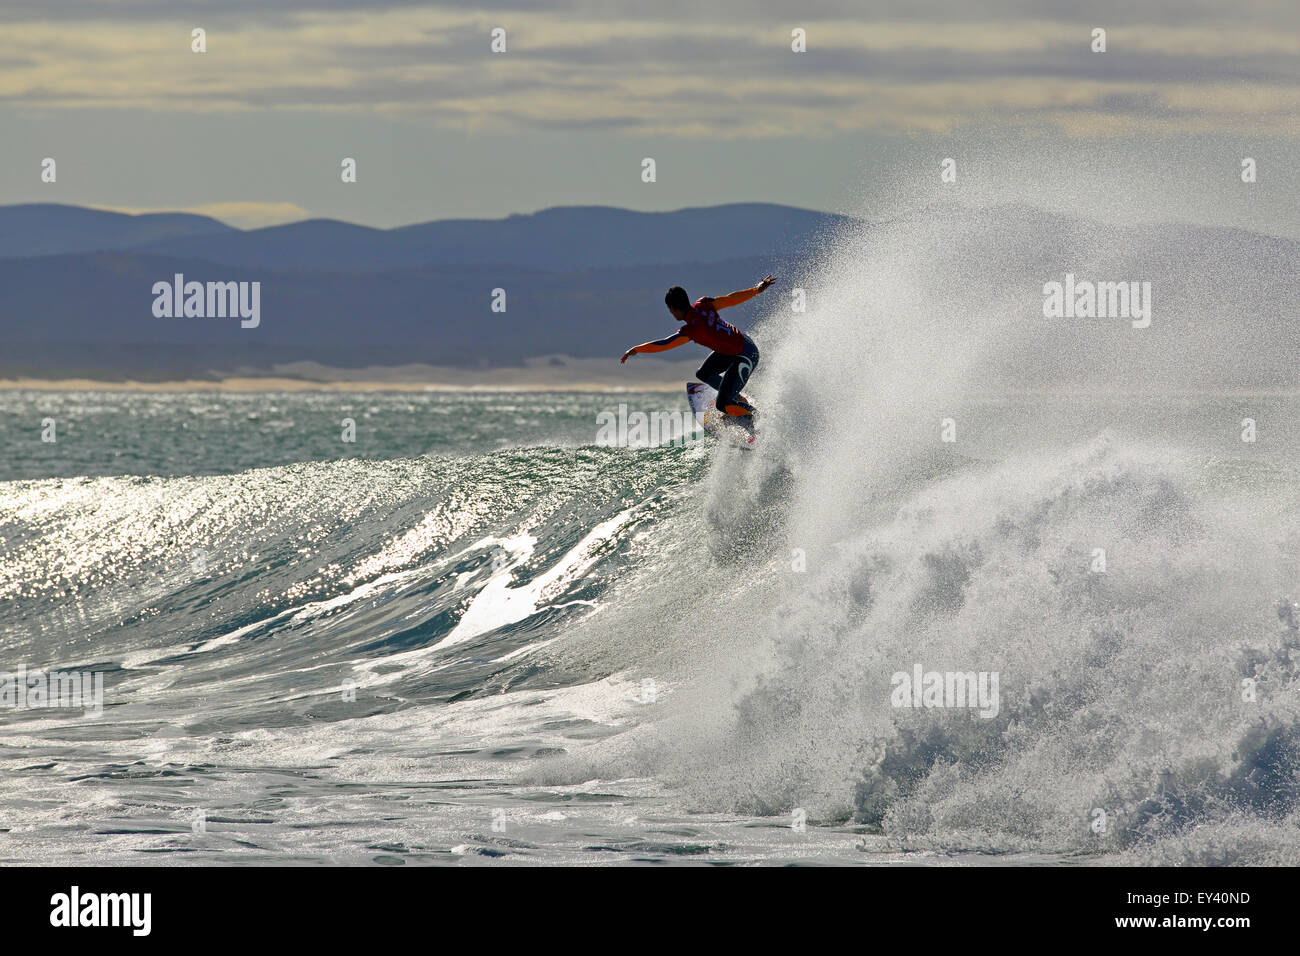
91 200 309 228
0 4 1295 138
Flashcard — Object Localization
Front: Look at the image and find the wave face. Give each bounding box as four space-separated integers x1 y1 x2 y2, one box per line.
2 444 695 728
526 203 1300 866
5 206 1300 865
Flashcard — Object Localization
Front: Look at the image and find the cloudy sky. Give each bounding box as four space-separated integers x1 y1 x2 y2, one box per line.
0 0 1295 233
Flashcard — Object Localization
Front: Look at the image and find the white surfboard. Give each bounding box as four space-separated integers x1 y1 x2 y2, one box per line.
686 382 758 447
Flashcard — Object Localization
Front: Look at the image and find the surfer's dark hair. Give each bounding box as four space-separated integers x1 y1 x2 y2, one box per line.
665 286 690 311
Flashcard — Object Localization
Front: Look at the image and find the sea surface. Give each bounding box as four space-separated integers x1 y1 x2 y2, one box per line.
3 387 1300 865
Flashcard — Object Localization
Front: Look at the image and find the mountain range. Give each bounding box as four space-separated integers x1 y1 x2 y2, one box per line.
1 201 1297 390
0 202 843 380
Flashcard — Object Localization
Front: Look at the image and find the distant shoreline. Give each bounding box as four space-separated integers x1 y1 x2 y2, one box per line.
0 376 685 393
8 378 1300 398
0 355 702 393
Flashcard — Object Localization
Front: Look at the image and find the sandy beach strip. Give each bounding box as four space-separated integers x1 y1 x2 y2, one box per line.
0 377 687 393
0 356 699 392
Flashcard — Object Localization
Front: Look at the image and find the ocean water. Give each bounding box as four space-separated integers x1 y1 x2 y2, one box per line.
4 204 1300 866
3 387 1299 866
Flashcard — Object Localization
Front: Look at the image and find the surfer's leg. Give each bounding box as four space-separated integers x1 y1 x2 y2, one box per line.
695 352 729 392
718 339 759 417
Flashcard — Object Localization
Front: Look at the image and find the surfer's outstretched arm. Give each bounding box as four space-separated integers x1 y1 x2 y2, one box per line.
713 274 777 309
621 332 689 363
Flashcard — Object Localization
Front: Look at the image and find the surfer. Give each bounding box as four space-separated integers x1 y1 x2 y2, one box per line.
620 275 776 418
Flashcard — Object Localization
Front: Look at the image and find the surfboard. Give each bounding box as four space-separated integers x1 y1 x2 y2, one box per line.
686 382 758 447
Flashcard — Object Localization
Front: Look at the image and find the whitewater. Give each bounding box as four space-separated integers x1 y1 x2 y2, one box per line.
2 202 1299 865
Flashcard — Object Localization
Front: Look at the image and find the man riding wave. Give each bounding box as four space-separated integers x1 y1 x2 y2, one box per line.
620 274 776 418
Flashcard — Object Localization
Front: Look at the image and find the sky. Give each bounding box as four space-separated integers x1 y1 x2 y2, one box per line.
0 0 1296 234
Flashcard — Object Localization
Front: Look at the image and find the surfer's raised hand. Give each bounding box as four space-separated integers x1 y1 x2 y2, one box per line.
755 274 777 292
